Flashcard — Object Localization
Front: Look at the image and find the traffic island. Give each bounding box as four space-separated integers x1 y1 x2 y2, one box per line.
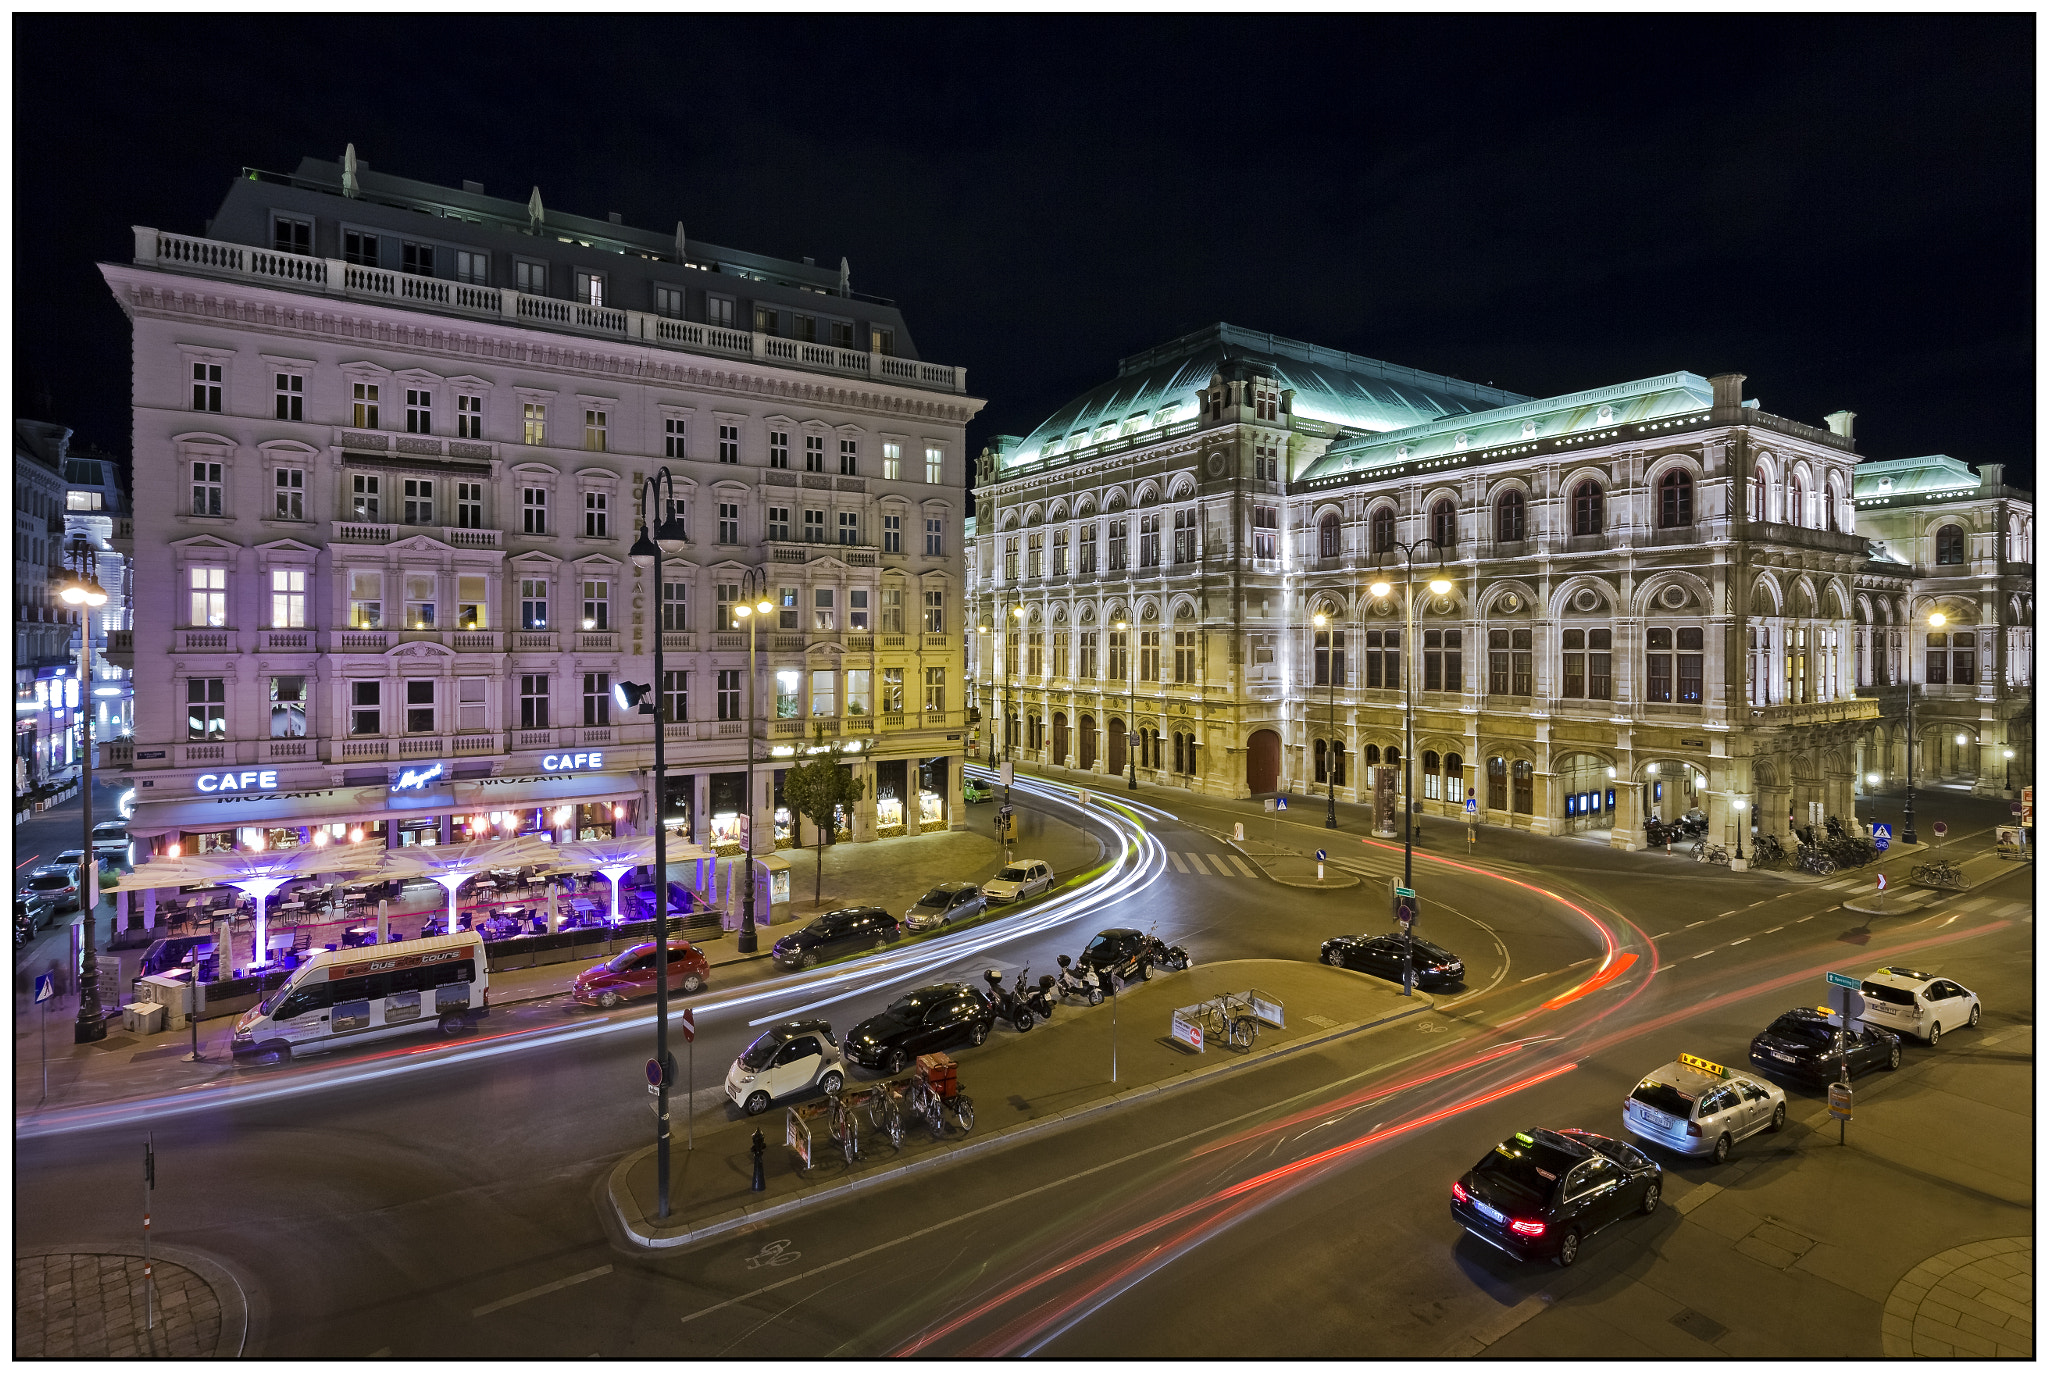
605 959 1432 1251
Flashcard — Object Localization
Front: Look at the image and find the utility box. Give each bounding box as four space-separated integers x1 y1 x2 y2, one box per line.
141 972 194 1030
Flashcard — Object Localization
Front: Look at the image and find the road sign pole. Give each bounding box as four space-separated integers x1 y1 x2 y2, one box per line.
687 1031 694 1152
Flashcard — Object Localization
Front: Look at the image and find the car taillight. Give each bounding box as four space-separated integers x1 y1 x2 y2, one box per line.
1452 1181 1469 1202
1685 1121 1702 1137
1509 1218 1546 1236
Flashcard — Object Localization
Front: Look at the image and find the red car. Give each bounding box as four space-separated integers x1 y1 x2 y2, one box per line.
572 940 709 1008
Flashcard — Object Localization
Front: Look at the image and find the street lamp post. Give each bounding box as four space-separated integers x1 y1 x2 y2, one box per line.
1313 612 1338 828
1369 543 1452 998
1903 610 1943 845
730 571 776 956
1006 604 1024 769
1114 619 1137 790
60 539 110 1044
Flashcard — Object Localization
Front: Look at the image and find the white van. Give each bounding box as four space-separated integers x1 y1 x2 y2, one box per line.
232 931 488 1065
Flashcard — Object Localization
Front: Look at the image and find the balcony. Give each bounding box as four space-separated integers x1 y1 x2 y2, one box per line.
714 633 745 650
106 739 134 767
177 742 229 765
1753 698 1880 728
450 631 501 652
925 633 951 649
331 521 503 548
767 540 881 567
662 632 695 652
515 728 555 749
136 227 970 395
511 631 557 651
576 631 620 652
177 629 234 652
845 634 874 652
264 738 314 761
335 631 391 651
263 630 315 651
106 629 135 668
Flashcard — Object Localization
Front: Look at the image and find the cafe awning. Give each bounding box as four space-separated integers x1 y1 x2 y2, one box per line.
128 771 646 836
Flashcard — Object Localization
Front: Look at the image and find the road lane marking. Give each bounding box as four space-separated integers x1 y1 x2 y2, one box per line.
1654 965 1675 974
1794 916 1814 923
1761 927 1781 934
1749 900 1768 908
1692 950 1714 959
1729 938 1749 946
1686 921 1706 929
1168 852 1190 874
15 852 40 869
1649 932 1668 939
1229 854 1261 879
1567 959 1593 969
1521 973 1547 983
1194 853 1221 876
1941 913 1963 927
472 1264 612 1317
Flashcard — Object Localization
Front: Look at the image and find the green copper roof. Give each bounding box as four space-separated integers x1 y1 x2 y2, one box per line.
1303 371 1716 479
1007 324 1527 468
1852 454 1982 499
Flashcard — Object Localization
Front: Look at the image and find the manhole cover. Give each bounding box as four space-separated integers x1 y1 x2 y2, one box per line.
1670 1308 1727 1344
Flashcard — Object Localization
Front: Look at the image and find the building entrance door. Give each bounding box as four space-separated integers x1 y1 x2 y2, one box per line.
1247 728 1281 795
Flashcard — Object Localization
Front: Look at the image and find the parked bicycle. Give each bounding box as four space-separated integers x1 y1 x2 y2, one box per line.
1797 846 1837 876
1750 834 1787 866
1910 858 1968 891
1191 992 1260 1050
1693 840 1732 866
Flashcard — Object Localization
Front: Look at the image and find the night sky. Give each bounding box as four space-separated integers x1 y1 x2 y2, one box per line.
14 15 2034 489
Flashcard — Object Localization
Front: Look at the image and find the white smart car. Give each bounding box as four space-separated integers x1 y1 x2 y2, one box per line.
1859 967 1981 1045
725 1018 847 1116
982 859 1054 904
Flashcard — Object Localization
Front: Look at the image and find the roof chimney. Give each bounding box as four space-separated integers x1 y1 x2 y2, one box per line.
1709 373 1746 409
1825 409 1856 440
1977 462 2004 489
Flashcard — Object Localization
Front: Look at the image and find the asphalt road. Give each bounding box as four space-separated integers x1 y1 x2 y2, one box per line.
12 775 2031 1356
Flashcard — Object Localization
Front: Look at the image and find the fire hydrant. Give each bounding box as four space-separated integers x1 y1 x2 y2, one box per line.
750 1128 767 1192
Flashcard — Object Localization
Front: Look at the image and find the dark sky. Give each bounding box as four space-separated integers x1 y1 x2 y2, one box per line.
15 15 2035 488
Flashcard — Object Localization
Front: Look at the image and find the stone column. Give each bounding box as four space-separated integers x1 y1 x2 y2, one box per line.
755 768 777 856
1609 782 1641 851
948 752 966 830
1757 784 1792 844
852 758 877 842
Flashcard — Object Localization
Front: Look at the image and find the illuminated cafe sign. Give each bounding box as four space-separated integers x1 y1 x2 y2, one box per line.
390 762 446 793
541 752 604 772
197 770 280 793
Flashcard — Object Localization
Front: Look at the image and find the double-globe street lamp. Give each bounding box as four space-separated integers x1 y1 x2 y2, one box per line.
1312 611 1339 829
1901 608 1950 846
728 570 777 951
59 539 110 1044
1112 618 1137 790
1368 542 1453 997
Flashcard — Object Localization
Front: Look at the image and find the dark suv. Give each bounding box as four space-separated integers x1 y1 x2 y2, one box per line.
844 983 996 1074
771 906 902 970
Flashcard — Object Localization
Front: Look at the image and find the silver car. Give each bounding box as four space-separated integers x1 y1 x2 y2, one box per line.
983 859 1054 904
904 882 986 932
1623 1055 1786 1164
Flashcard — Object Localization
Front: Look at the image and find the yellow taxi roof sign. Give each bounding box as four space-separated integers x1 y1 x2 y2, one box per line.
1678 1052 1727 1078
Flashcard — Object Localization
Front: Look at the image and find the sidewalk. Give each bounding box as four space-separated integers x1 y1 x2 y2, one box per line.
15 1245 248 1358
606 959 1434 1250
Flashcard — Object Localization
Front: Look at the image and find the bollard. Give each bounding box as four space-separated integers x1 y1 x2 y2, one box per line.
750 1129 767 1192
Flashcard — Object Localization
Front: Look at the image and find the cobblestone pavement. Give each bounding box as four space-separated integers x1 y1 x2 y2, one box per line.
1882 1237 2034 1358
15 1252 223 1358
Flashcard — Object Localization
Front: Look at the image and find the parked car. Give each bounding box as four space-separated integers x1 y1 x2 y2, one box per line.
1624 1054 1787 1163
771 906 902 970
963 778 994 803
904 882 986 932
18 865 81 913
571 940 710 1009
844 983 997 1074
1749 1007 1902 1084
1451 1127 1664 1267
726 1018 846 1115
1859 966 1980 1044
90 820 131 863
1320 932 1464 989
983 859 1054 904
1076 927 1189 984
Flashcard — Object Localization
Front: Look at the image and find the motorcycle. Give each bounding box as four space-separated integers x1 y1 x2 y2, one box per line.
1021 968 1059 1022
1054 953 1107 1006
1148 929 1193 973
982 967 1035 1031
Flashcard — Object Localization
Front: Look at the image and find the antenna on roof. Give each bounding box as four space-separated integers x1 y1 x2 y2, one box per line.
528 186 545 232
342 143 360 200
839 257 850 296
675 221 687 263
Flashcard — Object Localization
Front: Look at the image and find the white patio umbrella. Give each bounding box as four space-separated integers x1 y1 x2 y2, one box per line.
117 838 385 973
380 834 559 935
543 835 715 933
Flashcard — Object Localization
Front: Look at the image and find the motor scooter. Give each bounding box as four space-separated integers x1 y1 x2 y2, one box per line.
1022 968 1059 1022
1054 953 1107 1005
982 967 1035 1031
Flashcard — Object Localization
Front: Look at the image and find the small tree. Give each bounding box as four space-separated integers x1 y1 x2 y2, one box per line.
782 749 866 904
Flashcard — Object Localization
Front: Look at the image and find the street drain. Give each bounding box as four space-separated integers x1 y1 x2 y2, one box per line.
1670 1308 1727 1344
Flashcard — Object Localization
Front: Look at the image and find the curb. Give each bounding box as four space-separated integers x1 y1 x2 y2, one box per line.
17 1241 252 1357
605 992 1438 1251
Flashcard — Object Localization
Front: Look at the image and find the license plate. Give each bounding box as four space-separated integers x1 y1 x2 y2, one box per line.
1474 1200 1504 1223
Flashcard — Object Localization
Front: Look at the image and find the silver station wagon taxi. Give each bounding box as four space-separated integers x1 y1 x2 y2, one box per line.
1623 1052 1787 1165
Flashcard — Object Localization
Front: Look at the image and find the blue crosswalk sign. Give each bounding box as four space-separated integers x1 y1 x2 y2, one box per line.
33 974 54 1004
1465 797 1478 815
1870 822 1891 852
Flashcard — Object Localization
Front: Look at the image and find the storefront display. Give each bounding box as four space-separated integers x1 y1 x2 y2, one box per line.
708 811 746 854
919 790 944 827
773 806 794 849
876 795 905 838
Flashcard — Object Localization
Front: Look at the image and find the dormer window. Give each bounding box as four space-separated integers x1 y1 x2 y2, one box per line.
1877 476 1893 493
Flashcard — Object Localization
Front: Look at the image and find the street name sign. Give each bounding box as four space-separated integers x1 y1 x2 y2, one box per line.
1825 971 1861 990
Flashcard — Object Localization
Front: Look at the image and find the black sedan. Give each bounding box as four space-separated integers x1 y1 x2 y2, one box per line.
1077 928 1187 983
1748 1007 1901 1083
1451 1128 1663 1267
844 983 996 1074
1321 933 1465 989
770 906 902 970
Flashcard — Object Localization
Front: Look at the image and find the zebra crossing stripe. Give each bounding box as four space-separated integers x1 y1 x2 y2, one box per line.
1168 852 1190 874
1229 854 1261 879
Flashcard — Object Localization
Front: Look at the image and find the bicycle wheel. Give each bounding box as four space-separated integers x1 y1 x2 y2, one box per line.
926 1103 945 1140
1232 1016 1257 1048
953 1096 975 1133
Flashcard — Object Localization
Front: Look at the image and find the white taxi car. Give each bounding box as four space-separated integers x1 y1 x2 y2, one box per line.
983 859 1054 904
1623 1053 1787 1165
1859 967 1981 1045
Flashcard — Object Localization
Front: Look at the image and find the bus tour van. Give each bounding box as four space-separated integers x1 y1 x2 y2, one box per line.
232 931 488 1065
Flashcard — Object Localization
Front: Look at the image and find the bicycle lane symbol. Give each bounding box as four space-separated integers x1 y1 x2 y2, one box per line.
744 1239 801 1271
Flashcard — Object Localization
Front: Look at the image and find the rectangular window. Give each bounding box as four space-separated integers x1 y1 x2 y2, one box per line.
924 589 945 634
715 424 738 464
1026 631 1044 677
350 473 380 522
1953 632 1978 686
190 460 224 515
456 575 487 630
654 285 685 318
273 372 303 421
1139 629 1161 682
793 314 816 344
840 438 859 476
349 570 383 629
522 402 546 445
520 578 548 630
403 572 437 629
520 674 550 729
406 386 433 433
1079 526 1097 572
455 250 488 286
1075 631 1097 679
1646 627 1674 702
775 668 800 719
1108 630 1128 683
454 393 482 439
273 466 305 520
456 676 487 731
1676 627 1704 704
1175 628 1196 683
1052 529 1069 575
1053 631 1071 679
883 513 902 553
872 327 895 356
1561 629 1585 698
803 509 825 543
881 668 904 713
400 241 434 277
849 588 869 631
838 511 858 545
349 680 381 736
754 304 779 335
583 491 608 538
185 677 227 739
1173 509 1196 564
767 506 791 542
1252 506 1278 560
717 584 741 630
769 430 789 469
706 296 734 328
925 446 944 484
352 382 380 429
664 416 687 459
269 567 306 628
845 668 871 716
831 320 855 349
269 675 307 738
581 580 609 630
814 588 836 632
880 587 903 633
804 434 824 472
716 669 740 721
924 667 946 714
662 581 687 632
574 270 605 307
1512 629 1533 696
663 669 688 722
1139 513 1161 568
67 490 102 511
272 214 311 255
402 477 435 526
881 442 902 480
583 409 608 452
344 230 378 266
1108 519 1128 570
455 481 483 529
582 673 610 726
1423 628 1462 692
811 669 836 717
520 486 546 534
923 517 946 557
719 503 741 544
1026 533 1042 578
188 566 226 626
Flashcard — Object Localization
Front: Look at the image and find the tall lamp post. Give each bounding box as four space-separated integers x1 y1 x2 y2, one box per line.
1005 604 1024 766
1902 610 1943 845
1113 618 1137 790
1369 542 1452 998
729 569 776 954
1313 611 1339 829
59 539 110 1043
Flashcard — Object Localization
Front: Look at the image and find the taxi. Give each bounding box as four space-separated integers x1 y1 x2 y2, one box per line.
1623 1052 1787 1165
1859 967 1981 1045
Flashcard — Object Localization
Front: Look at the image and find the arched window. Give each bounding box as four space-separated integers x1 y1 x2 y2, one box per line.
1329 740 1346 787
1318 512 1341 559
1370 505 1396 555
1751 470 1767 522
1571 481 1604 536
1935 524 1967 565
1511 759 1534 814
1658 471 1694 528
1495 489 1526 542
1421 749 1441 799
1430 498 1457 550
1786 475 1805 528
1443 752 1465 804
1486 756 1507 810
